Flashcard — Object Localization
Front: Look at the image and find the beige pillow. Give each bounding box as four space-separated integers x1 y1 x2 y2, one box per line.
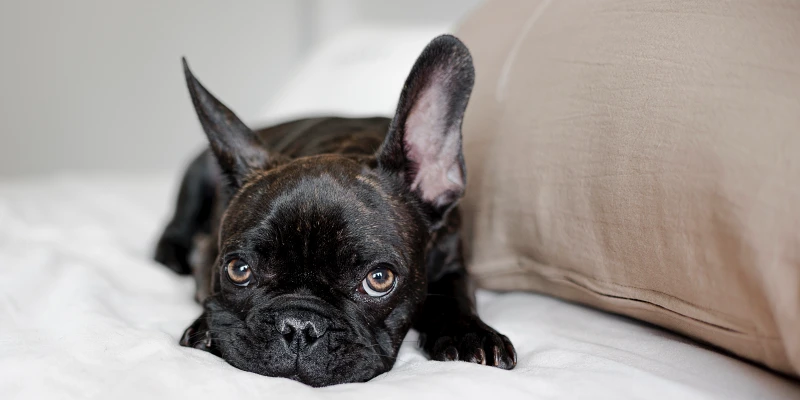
456 0 800 377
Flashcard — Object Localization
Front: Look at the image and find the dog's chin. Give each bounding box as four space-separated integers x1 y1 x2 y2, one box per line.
186 300 399 387
222 340 391 387
213 331 393 386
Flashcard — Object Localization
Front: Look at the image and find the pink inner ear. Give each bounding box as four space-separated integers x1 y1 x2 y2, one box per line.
404 81 465 208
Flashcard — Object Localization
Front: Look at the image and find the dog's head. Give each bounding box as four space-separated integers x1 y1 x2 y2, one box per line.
179 35 474 386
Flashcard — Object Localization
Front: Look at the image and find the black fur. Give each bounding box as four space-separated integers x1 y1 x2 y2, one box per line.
155 35 516 387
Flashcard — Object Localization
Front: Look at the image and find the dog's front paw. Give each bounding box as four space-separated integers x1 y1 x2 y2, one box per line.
420 318 516 369
180 314 217 354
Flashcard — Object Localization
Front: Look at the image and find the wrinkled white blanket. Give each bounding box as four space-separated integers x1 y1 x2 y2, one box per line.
2 24 798 400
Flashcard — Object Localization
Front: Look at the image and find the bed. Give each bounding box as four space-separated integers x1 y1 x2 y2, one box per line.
1 25 798 400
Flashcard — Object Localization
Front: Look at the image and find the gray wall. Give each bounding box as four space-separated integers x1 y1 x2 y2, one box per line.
0 0 481 176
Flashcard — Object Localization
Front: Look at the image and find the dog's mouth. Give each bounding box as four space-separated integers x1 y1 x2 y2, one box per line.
181 300 397 386
219 330 393 386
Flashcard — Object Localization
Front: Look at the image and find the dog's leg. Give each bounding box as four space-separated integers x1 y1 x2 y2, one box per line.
154 150 216 275
414 210 517 369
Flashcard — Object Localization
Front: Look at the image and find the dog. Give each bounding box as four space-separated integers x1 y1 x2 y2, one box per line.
154 34 516 387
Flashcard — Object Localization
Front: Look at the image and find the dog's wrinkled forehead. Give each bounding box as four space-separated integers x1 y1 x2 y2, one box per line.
220 156 416 271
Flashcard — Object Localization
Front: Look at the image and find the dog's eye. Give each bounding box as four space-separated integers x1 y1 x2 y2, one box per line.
361 266 396 297
226 258 252 286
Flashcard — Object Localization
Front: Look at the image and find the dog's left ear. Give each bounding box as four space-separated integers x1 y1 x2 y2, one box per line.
377 35 474 229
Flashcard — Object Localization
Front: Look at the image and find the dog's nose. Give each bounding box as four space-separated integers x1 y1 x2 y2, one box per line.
276 311 328 352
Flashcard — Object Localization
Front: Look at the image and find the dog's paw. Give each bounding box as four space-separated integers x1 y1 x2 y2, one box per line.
420 318 516 369
180 314 216 354
180 317 211 350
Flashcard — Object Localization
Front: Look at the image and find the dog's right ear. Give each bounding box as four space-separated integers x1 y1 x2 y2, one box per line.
376 35 474 229
183 58 269 189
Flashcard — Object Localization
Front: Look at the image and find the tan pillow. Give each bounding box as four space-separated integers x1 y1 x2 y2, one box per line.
456 0 800 377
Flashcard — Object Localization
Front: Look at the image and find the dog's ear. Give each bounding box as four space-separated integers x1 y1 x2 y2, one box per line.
377 35 474 229
183 58 269 189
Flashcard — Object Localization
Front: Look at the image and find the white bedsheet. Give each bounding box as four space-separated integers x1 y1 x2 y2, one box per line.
2 24 799 400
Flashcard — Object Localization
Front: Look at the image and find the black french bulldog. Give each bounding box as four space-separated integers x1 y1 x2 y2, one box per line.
154 34 515 387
